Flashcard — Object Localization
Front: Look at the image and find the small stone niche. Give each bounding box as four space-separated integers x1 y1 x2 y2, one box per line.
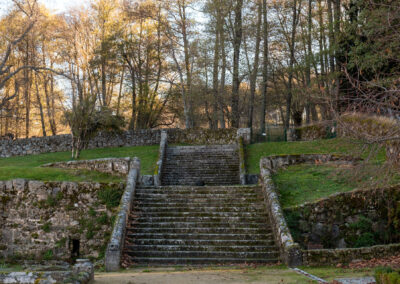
70 239 80 260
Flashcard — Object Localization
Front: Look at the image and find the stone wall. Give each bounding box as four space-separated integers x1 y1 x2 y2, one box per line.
302 243 400 266
0 128 247 158
291 121 336 141
0 179 125 262
42 158 132 176
284 186 400 250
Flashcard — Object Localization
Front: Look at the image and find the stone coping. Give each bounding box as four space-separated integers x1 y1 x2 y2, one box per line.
154 131 167 187
259 154 358 267
105 158 140 272
0 259 94 284
238 136 246 185
302 243 400 266
42 157 132 176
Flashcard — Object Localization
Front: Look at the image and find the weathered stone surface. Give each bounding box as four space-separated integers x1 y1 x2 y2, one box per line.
0 260 94 284
284 186 400 250
259 154 359 267
0 128 251 158
105 158 140 272
302 243 400 266
0 180 125 261
42 158 132 176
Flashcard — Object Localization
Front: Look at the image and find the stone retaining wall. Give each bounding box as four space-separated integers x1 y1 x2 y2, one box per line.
105 158 140 272
0 128 250 158
42 158 132 176
259 154 358 266
0 259 94 284
0 179 125 261
284 186 400 250
302 243 400 266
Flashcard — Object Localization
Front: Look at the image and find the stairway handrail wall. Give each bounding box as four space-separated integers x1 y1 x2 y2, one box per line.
105 157 141 271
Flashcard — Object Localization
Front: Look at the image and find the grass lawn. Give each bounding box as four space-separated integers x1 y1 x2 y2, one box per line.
273 164 357 208
245 138 365 174
93 265 375 284
0 145 159 182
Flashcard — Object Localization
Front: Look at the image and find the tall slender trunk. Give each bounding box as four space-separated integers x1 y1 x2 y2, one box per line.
260 0 269 134
212 5 222 129
116 67 125 116
334 0 341 112
231 0 243 128
248 0 262 135
129 69 136 130
24 39 31 138
286 0 300 130
179 1 194 128
35 75 46 137
306 0 313 124
219 22 227 129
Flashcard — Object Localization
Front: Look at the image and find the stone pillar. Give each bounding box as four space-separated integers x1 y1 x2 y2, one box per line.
154 131 168 187
237 128 251 144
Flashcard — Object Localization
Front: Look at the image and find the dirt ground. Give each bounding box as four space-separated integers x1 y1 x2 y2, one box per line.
94 268 314 284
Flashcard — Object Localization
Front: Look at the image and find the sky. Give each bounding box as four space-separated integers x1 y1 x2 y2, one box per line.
40 0 88 13
0 0 88 15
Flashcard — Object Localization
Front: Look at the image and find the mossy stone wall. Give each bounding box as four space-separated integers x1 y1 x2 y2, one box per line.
284 186 400 250
0 179 124 262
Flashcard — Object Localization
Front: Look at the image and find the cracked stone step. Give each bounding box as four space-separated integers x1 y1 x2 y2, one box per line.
133 216 269 222
133 206 265 213
126 233 273 240
126 227 272 234
124 245 278 252
134 198 262 203
124 257 278 265
125 251 279 258
128 239 276 246
131 212 267 218
130 222 270 229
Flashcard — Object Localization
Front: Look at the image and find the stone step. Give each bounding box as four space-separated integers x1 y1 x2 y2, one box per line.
127 226 272 233
135 193 258 198
130 222 269 229
124 245 278 252
166 146 237 152
125 251 279 259
123 257 277 265
136 186 260 192
133 202 264 207
133 217 268 224
134 198 261 204
126 233 273 240
128 239 276 246
131 212 267 218
133 206 265 213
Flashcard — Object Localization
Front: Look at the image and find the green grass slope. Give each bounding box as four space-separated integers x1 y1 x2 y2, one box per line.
0 145 159 182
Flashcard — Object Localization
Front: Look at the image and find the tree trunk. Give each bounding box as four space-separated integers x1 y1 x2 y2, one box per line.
285 0 300 130
248 0 262 135
35 75 47 137
231 0 243 128
306 0 312 124
219 20 227 129
260 0 269 134
212 6 221 129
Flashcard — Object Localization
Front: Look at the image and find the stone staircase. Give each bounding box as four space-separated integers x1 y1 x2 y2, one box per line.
122 185 279 265
161 145 240 186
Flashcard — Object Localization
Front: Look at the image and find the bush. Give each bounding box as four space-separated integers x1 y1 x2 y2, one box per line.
354 232 376 248
97 186 123 209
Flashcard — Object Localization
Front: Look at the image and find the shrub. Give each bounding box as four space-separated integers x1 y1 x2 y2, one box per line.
42 249 53 261
97 186 123 209
354 232 376 248
41 222 51 233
